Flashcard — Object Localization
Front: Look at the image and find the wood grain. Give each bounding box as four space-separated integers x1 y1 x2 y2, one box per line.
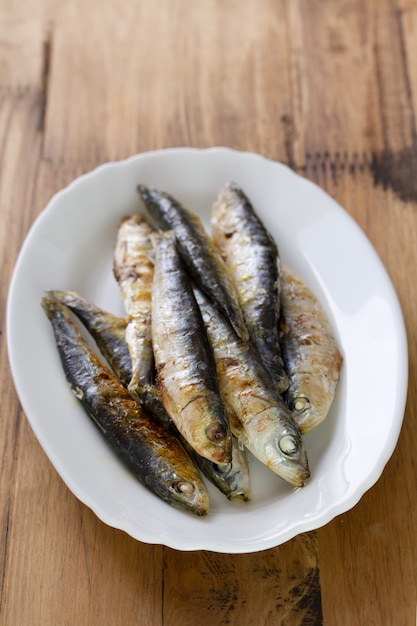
1 0 417 624
164 534 321 626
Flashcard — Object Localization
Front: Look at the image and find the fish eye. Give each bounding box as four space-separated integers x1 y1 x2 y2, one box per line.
205 422 227 443
278 434 299 456
293 396 310 413
174 481 195 496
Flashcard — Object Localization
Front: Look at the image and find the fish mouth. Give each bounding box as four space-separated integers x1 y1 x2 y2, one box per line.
184 497 210 517
227 489 251 502
286 467 310 488
266 458 311 488
225 475 251 502
171 491 210 517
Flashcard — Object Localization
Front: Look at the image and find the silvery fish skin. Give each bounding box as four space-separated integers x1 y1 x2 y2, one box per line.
211 182 289 394
180 433 250 502
201 435 251 501
50 291 250 500
137 184 248 341
279 265 343 434
46 290 132 387
41 295 210 516
113 214 156 398
194 287 310 488
152 231 232 466
47 289 170 427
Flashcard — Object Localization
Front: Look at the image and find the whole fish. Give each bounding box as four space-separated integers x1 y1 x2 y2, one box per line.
48 290 250 500
194 287 310 488
41 295 210 516
137 184 248 341
46 290 132 387
113 214 156 398
279 265 343 434
211 181 289 394
152 231 232 466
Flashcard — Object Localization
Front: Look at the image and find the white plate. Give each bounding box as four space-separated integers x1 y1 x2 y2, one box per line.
7 147 408 553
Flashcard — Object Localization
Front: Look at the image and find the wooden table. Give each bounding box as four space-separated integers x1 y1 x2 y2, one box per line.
1 1 416 624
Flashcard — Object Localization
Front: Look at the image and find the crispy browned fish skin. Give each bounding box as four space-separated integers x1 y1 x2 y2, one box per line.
113 214 156 397
152 231 232 466
49 291 250 500
279 265 343 434
48 290 172 430
211 182 289 394
41 295 210 516
50 289 166 428
194 286 310 488
46 290 132 387
137 184 249 341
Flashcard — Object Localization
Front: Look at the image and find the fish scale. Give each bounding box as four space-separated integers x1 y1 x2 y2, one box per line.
211 181 289 394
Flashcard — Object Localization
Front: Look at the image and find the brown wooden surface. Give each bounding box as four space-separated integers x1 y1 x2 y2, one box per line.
1 1 416 624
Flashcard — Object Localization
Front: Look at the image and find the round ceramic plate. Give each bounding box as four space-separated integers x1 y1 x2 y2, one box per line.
7 147 408 553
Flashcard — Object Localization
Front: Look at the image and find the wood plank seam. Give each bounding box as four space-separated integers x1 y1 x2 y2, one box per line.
39 29 53 134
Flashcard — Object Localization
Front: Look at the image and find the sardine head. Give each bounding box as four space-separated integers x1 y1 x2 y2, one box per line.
137 184 178 231
180 397 233 466
265 429 310 488
203 420 233 465
246 408 310 488
287 372 336 434
158 472 210 517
